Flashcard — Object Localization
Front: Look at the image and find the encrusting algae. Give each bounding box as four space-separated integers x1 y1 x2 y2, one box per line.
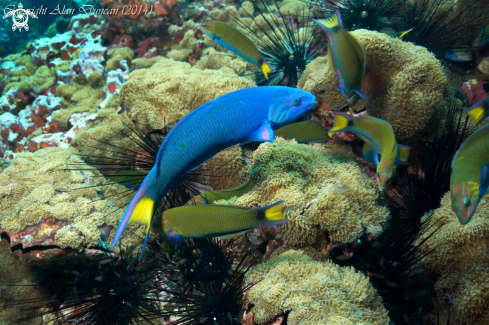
215 138 389 246
244 249 390 324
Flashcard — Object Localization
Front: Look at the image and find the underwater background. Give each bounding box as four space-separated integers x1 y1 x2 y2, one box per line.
0 0 489 324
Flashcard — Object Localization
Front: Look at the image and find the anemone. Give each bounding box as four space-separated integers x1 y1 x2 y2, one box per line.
220 0 325 87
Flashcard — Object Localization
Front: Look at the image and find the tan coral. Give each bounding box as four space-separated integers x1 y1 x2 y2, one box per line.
244 249 390 324
195 48 248 75
0 147 141 252
119 58 256 132
417 193 489 325
215 138 389 246
106 47 134 71
239 1 254 16
299 30 448 139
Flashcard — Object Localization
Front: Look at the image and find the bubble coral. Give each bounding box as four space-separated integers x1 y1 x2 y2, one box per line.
299 30 448 139
119 57 256 132
417 193 489 325
215 138 389 246
244 249 390 324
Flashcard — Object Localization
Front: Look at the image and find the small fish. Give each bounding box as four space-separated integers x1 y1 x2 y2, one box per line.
154 201 287 240
313 11 368 106
380 27 414 40
444 45 473 62
189 179 253 205
465 96 489 126
199 21 271 79
329 112 410 190
275 120 329 143
472 24 489 48
111 87 316 257
450 124 489 224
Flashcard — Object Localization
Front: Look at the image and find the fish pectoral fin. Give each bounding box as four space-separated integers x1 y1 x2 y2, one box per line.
248 119 275 142
215 230 251 240
362 141 380 167
398 144 411 165
465 98 488 126
260 60 271 80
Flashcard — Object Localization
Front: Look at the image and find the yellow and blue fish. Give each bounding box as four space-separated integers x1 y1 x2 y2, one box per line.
313 11 368 106
450 124 489 224
199 21 271 79
153 201 287 240
380 27 414 40
329 112 410 190
465 96 489 126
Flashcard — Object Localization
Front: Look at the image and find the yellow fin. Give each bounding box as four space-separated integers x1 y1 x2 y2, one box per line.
467 106 485 125
399 28 414 39
261 62 271 80
327 132 335 138
399 145 411 163
130 196 155 232
317 13 340 29
330 114 349 132
264 201 284 221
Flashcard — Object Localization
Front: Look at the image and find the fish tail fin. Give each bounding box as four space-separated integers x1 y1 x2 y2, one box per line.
398 144 411 165
330 111 355 132
313 10 343 31
353 89 368 103
256 201 287 226
260 60 271 80
465 98 488 126
111 195 155 250
165 229 184 246
399 28 414 39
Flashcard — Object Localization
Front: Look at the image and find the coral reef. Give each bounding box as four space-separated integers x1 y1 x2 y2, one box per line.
299 29 448 139
215 138 389 247
417 192 489 325
119 57 256 132
0 147 141 261
244 249 390 324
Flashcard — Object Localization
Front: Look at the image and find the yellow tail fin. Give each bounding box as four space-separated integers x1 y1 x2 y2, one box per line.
261 62 271 80
399 28 414 39
467 106 485 125
130 196 155 233
316 12 340 29
330 114 349 132
264 201 284 221
399 145 411 164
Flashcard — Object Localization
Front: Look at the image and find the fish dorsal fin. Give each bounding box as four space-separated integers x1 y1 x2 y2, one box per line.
398 144 411 165
345 31 366 76
248 119 275 142
215 229 250 240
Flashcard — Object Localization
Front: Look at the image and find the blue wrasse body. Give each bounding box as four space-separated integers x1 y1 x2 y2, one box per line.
313 11 367 106
111 86 316 253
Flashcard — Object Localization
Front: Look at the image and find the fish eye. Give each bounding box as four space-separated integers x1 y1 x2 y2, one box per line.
464 198 471 206
293 98 301 106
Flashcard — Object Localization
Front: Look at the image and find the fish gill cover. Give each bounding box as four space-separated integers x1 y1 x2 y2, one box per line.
0 0 488 324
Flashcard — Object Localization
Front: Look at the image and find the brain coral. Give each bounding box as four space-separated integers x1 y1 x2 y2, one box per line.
0 147 141 254
119 58 256 132
244 249 390 324
417 193 489 325
215 138 389 246
298 30 448 139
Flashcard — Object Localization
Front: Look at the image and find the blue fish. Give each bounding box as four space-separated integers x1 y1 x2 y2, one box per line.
111 86 317 255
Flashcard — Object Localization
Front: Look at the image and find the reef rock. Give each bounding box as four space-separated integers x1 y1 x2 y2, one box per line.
244 249 390 324
299 29 448 139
